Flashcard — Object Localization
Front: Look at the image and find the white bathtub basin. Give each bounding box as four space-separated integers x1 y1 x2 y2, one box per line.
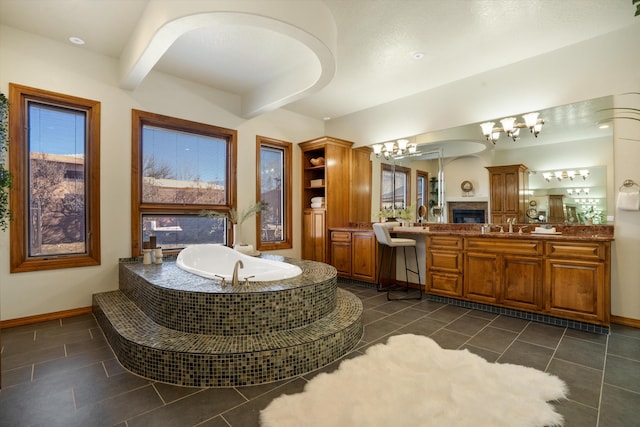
176 244 302 281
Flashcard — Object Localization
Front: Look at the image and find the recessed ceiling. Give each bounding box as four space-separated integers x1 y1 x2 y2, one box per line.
0 0 637 120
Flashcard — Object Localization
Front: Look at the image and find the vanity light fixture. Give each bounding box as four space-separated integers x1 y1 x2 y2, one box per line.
372 139 417 159
543 169 589 182
480 112 544 143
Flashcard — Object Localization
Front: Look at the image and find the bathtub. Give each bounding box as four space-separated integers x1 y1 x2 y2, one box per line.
176 244 302 281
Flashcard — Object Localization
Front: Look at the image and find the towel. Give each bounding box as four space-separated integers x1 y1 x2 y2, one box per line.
617 191 640 211
310 202 325 209
311 197 325 203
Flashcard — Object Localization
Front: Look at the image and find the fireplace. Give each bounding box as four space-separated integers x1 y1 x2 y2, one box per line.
448 202 488 224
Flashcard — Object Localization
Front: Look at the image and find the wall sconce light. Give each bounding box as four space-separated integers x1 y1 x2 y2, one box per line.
567 188 590 196
372 139 417 159
480 112 544 143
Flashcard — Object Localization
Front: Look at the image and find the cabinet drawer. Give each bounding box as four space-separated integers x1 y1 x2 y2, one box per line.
427 272 463 297
466 238 542 256
546 241 605 260
427 235 463 250
428 250 462 272
330 231 351 242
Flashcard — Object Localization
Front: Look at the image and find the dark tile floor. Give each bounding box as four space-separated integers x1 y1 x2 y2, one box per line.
1 282 639 426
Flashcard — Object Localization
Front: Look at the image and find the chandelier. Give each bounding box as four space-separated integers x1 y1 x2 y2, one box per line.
372 139 418 159
542 169 590 182
480 112 544 143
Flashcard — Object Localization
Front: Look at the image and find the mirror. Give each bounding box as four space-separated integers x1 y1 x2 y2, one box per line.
369 96 614 224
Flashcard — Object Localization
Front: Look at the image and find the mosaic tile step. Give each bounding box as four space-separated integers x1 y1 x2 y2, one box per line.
118 258 338 335
93 288 363 387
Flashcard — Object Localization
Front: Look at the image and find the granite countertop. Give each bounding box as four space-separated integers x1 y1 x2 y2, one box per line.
391 225 615 242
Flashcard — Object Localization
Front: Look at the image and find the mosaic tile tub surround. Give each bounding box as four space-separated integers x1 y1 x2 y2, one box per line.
93 256 363 387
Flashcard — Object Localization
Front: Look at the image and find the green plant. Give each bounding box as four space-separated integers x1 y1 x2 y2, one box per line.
0 91 12 231
635 0 640 17
395 204 415 220
375 208 396 219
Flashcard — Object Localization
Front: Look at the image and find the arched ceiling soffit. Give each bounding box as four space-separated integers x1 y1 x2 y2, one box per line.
119 1 337 118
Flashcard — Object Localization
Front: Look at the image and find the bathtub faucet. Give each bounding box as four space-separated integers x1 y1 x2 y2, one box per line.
232 260 244 286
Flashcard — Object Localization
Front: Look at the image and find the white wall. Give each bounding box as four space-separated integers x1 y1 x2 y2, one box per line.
2 21 640 323
0 26 324 321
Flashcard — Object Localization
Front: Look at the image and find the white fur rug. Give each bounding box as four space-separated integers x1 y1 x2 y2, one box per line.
261 334 567 427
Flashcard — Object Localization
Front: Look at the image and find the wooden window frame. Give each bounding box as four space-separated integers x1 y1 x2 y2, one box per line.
255 136 292 251
131 109 237 256
9 83 101 273
380 163 411 211
416 169 428 218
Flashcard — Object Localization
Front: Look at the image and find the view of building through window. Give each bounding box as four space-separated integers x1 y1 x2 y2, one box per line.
259 145 285 243
132 110 237 254
381 164 410 211
28 103 87 256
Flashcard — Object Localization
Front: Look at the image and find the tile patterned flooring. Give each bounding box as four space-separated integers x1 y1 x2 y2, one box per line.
1 281 639 426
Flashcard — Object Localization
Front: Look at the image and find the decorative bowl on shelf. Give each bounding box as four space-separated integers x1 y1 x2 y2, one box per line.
310 157 325 166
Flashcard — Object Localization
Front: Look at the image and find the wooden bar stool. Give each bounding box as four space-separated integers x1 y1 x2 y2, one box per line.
372 222 422 301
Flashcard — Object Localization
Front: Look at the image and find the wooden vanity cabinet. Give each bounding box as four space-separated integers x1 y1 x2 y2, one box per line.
426 236 463 297
486 164 528 224
330 229 378 284
545 241 610 325
464 238 543 311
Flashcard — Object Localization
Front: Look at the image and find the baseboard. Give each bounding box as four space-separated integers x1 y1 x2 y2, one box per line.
611 315 640 329
0 306 93 329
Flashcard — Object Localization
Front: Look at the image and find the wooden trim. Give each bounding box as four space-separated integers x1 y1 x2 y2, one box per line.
0 306 93 329
130 109 238 256
255 136 293 251
611 315 640 329
8 83 101 273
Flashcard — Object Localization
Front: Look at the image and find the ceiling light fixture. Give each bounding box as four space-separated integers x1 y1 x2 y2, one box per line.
480 112 544 143
372 139 417 159
411 51 425 60
69 36 85 45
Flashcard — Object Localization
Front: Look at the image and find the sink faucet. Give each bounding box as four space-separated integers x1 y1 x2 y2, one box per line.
232 260 244 286
507 218 515 233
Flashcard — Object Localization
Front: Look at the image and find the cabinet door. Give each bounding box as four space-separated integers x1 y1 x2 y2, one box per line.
464 252 499 303
545 259 605 323
490 172 505 213
303 210 326 262
351 232 377 282
501 255 542 311
331 240 351 276
503 170 520 214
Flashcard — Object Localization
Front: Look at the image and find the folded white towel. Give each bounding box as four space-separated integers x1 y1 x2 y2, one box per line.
310 202 325 209
617 191 640 211
311 197 325 203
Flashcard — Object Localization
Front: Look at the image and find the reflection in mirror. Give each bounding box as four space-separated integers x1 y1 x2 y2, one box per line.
528 166 607 224
368 95 614 225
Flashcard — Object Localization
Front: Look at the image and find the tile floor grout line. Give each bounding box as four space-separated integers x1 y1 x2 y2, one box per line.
543 327 568 373
595 334 610 427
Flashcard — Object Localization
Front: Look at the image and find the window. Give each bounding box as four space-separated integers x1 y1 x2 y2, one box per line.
416 170 428 217
9 84 100 272
132 110 237 255
381 163 411 211
256 136 292 250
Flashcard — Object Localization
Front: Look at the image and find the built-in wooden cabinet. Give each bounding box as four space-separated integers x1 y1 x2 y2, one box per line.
329 228 377 284
426 236 463 297
299 137 353 262
548 195 565 223
425 235 610 326
486 164 528 224
302 210 326 262
545 241 610 324
465 238 543 311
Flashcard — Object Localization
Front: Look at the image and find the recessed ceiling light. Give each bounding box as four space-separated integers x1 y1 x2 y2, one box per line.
411 51 425 60
69 36 85 45
323 116 331 121
598 124 610 129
